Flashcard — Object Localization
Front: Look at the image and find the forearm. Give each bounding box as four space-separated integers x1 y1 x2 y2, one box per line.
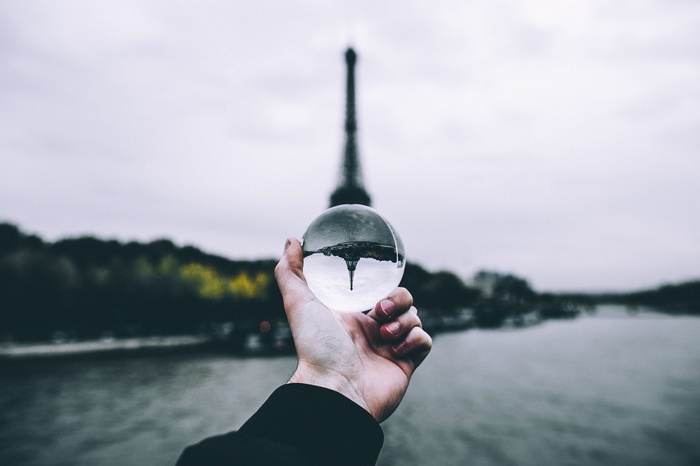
176 384 384 466
240 384 383 465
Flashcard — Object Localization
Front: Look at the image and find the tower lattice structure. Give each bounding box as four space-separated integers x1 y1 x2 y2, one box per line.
330 48 372 207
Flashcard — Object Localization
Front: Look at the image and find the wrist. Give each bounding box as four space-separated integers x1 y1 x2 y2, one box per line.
288 362 371 416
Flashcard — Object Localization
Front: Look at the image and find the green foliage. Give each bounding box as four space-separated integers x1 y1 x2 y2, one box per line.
8 221 693 344
0 222 281 342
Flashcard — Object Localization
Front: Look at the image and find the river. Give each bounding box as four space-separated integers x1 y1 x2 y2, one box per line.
1 306 699 466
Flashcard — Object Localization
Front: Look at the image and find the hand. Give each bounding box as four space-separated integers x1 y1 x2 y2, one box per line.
274 238 432 423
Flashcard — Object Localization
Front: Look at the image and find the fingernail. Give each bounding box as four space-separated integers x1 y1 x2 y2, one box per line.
384 321 400 336
379 300 395 318
284 239 291 253
392 341 406 354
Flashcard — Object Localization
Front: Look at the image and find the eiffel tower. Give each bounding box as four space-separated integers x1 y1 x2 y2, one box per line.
329 47 372 207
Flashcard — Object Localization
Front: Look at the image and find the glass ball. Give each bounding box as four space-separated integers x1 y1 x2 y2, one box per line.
301 204 406 313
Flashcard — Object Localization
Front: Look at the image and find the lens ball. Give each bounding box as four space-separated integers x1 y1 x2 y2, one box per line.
302 205 406 313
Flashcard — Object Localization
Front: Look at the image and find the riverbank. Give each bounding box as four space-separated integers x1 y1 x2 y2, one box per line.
0 335 211 359
0 304 663 360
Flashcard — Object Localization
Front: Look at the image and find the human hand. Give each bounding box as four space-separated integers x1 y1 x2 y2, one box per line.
274 238 432 423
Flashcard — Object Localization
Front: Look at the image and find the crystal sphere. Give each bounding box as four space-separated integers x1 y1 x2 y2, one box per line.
301 204 406 313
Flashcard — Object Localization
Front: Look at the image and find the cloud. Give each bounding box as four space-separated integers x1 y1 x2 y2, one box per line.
1 0 699 291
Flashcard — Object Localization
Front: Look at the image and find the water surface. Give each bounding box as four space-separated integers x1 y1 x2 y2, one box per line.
1 306 699 466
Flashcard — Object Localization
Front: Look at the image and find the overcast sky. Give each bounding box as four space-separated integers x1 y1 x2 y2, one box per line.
1 0 699 292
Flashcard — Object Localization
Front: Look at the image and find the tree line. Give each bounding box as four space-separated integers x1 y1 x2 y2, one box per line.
0 223 284 342
5 221 695 344
595 282 700 314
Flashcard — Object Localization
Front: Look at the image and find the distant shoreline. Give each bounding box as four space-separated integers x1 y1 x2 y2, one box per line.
3 305 696 361
0 335 211 360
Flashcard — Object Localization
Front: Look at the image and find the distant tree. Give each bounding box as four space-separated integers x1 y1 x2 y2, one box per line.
0 222 284 342
473 270 535 301
400 263 478 310
472 270 537 328
423 271 479 310
621 280 700 314
0 223 43 255
492 274 536 302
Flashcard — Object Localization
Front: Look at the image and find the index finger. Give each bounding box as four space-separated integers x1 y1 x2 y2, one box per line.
366 287 414 323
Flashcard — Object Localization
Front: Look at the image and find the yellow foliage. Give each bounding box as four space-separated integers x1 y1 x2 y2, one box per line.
228 272 269 299
180 263 226 299
179 263 270 300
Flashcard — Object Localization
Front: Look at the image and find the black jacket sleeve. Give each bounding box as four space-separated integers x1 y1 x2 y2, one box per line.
175 383 384 466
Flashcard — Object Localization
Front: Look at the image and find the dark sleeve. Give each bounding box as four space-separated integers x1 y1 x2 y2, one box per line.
175 383 384 466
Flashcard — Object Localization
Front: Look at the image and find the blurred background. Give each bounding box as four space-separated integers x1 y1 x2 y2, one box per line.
1 1 699 465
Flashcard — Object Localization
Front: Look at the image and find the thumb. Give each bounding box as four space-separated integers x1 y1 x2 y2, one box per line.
274 238 316 314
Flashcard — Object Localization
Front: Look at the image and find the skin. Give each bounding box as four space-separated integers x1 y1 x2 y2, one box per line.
275 238 433 423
